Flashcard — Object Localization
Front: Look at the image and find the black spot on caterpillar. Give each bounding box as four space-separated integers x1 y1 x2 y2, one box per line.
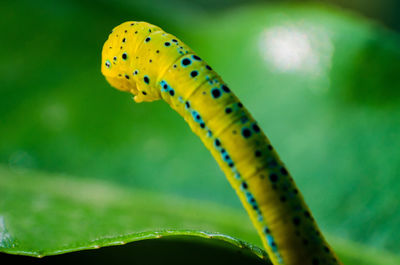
101 21 342 265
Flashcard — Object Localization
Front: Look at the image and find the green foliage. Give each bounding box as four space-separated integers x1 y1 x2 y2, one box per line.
1 166 400 264
0 166 261 257
1 0 399 263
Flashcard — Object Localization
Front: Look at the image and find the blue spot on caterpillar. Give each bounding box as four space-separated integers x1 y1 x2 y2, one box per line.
101 21 343 265
160 80 175 96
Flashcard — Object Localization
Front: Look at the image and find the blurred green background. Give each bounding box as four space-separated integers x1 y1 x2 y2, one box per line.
1 0 400 262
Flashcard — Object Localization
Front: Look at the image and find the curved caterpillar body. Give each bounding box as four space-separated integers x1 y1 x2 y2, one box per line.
101 21 342 265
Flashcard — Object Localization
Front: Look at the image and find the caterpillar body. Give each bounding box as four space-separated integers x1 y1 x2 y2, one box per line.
101 21 342 265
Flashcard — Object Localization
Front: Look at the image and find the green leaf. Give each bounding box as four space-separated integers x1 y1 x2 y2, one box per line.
0 165 266 259
2 236 268 265
1 166 400 265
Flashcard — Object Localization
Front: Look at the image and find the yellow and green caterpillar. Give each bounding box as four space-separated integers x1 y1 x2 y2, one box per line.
101 21 342 265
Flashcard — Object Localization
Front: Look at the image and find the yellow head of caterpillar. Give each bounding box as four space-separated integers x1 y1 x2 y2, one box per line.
101 21 163 103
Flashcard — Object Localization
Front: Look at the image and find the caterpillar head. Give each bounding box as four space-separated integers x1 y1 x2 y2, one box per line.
101 21 161 103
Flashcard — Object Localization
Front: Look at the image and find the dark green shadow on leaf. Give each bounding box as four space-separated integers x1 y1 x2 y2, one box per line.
0 235 270 265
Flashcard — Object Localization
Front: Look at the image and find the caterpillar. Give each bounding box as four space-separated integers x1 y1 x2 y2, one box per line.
101 21 343 265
